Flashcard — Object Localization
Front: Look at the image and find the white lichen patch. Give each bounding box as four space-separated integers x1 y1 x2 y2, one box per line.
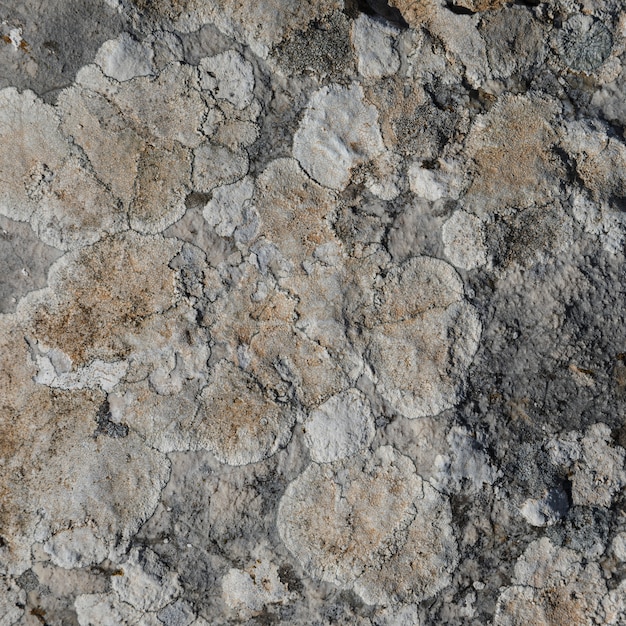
546 423 626 508
435 427 500 492
442 210 488 270
562 123 626 250
199 50 255 110
43 527 109 570
352 14 400 79
57 81 144 208
113 62 206 149
0 88 126 250
277 446 458 605
0 317 169 576
363 256 481 418
95 33 155 82
293 83 386 191
203 175 257 239
519 488 570 528
34 354 128 392
303 388 375 463
130 142 192 234
109 379 200 453
0 575 25 625
572 423 626 507
75 593 150 626
168 0 341 58
222 558 297 616
408 164 448 202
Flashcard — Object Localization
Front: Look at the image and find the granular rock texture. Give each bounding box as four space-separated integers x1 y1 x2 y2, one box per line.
1 0 626 624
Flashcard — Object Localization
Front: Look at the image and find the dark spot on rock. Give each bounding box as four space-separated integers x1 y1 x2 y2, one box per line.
94 399 128 439
185 192 212 211
346 0 409 27
277 562 303 593
16 569 39 592
445 2 476 15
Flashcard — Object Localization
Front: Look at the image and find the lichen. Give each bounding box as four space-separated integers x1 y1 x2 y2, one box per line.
555 15 614 74
277 446 458 605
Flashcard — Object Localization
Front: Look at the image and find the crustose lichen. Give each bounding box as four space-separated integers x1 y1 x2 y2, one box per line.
556 15 613 73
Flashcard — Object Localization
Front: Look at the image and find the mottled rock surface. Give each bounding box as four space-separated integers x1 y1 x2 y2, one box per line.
1 0 626 624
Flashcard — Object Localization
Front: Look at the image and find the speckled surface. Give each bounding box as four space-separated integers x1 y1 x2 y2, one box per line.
1 1 626 624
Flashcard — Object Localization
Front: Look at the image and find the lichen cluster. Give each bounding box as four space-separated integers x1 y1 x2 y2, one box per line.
1 0 626 623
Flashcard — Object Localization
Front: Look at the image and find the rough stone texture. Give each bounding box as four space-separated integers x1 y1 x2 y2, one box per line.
1 0 626 624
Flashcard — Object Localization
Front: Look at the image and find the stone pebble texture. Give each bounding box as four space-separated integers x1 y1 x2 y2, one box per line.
0 0 625 623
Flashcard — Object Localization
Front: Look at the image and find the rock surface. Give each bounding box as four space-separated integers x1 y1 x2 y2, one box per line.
1 0 626 624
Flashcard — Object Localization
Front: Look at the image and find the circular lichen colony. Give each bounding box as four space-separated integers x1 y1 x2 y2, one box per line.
197 360 297 465
556 15 613 73
25 232 180 367
277 446 458 605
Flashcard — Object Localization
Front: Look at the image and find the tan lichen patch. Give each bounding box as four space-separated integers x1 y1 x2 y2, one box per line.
130 142 192 233
0 88 69 223
26 232 180 366
206 261 348 408
463 94 564 214
58 83 144 207
113 62 206 150
197 360 296 465
495 538 610 626
571 132 626 208
32 157 126 250
449 0 512 11
168 0 342 56
389 0 437 27
59 61 202 234
248 324 347 407
277 446 457 604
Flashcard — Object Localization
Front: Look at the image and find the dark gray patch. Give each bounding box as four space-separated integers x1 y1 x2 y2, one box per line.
556 15 613 73
345 0 409 28
273 12 355 79
16 569 39 592
277 563 303 594
0 0 125 102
